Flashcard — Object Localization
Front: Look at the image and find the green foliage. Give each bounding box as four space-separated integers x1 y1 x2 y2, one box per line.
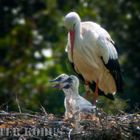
0 0 139 114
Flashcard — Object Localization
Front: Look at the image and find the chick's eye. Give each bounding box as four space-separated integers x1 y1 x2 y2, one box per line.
67 78 73 82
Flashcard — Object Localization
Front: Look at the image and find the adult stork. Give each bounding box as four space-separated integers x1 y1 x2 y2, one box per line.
64 12 123 105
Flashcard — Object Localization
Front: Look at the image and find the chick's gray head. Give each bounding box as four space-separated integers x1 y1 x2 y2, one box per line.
51 74 79 90
62 75 79 90
50 74 70 89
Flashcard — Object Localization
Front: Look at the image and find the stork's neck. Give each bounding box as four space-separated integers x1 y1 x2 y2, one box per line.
63 87 79 98
69 22 81 60
74 22 81 39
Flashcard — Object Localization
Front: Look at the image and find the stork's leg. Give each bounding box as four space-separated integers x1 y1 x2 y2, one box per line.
84 81 90 99
93 81 99 105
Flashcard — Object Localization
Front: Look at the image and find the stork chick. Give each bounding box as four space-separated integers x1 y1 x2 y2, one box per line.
51 74 96 120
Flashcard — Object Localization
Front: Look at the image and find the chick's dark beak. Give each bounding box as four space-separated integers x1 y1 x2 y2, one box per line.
49 78 61 83
50 76 72 90
52 84 61 89
50 78 62 89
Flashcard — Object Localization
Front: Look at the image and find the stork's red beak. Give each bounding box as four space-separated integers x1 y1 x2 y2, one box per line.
69 30 75 58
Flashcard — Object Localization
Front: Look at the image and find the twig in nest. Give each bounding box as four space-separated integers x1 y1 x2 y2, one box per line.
16 95 22 113
40 105 48 116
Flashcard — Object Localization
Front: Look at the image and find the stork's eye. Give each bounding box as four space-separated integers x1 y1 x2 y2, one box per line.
73 23 76 29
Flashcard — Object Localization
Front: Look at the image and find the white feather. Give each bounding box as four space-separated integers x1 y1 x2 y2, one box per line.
97 35 118 64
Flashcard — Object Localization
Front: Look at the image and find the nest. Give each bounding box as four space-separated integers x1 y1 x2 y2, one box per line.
0 110 139 140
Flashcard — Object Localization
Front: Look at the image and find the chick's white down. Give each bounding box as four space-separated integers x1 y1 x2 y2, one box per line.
51 74 95 119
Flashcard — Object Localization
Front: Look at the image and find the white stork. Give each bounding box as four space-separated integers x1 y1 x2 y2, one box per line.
64 12 123 105
51 74 96 119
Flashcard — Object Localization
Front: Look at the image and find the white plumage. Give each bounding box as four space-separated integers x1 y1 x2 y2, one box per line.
64 12 123 104
51 74 95 119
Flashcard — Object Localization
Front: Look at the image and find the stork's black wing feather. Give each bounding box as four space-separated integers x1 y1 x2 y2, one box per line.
105 41 123 93
97 35 123 93
103 58 123 93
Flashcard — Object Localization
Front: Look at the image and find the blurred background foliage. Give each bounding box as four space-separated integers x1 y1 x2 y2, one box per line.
0 0 140 115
